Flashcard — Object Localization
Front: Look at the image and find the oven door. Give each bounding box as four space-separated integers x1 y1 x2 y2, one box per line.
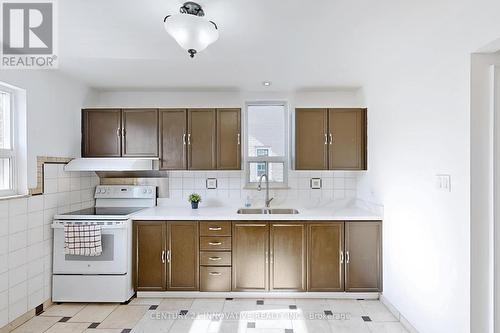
52 220 129 275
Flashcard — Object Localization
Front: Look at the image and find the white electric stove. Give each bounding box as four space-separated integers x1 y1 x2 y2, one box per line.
52 185 156 303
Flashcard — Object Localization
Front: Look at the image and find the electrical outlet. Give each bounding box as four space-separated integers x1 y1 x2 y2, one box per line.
436 174 451 192
310 178 322 189
206 178 217 189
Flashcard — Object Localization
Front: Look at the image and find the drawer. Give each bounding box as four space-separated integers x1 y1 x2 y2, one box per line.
200 236 232 251
200 251 232 266
200 222 232 236
200 266 231 292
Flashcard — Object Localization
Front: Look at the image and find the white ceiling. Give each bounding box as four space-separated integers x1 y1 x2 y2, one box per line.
58 0 498 91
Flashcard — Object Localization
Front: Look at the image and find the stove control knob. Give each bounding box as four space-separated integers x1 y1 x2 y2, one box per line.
142 189 147 194
147 189 152 194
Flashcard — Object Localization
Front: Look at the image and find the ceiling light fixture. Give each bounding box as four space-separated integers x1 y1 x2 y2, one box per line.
164 2 219 58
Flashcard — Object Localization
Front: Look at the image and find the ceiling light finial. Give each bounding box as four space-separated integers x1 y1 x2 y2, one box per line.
164 2 219 58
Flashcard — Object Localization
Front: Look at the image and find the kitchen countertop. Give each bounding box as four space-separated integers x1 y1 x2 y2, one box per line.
131 205 382 221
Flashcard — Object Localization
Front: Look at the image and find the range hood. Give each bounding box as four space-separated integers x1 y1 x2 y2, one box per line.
64 158 158 172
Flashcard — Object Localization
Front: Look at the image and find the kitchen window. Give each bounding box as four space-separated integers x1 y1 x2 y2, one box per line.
245 102 288 187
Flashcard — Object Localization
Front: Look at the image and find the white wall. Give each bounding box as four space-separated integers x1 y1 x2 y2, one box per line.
0 71 95 189
91 89 364 109
470 53 500 333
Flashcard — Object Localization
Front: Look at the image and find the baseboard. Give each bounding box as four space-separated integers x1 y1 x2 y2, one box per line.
137 291 380 299
0 299 53 333
379 294 419 333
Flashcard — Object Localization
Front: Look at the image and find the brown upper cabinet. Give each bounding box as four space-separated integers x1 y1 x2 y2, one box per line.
295 108 366 170
160 109 187 170
82 109 158 158
345 221 382 292
122 109 158 157
188 109 217 170
82 109 122 157
158 108 241 170
217 109 241 170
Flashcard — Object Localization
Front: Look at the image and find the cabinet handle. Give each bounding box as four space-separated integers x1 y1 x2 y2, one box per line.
187 134 191 145
340 250 344 264
208 256 222 261
324 134 328 145
116 128 121 137
329 133 333 145
270 251 273 264
209 272 222 276
208 241 222 246
122 129 126 138
208 226 222 231
166 250 171 263
265 251 268 264
182 134 186 145
161 250 165 264
346 251 350 264
237 133 241 145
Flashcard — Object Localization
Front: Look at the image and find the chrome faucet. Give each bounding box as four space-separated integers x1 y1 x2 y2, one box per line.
257 174 274 208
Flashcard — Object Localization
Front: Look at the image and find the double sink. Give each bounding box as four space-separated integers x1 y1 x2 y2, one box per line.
237 208 300 215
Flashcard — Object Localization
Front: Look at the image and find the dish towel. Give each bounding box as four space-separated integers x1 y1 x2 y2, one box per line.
64 224 103 256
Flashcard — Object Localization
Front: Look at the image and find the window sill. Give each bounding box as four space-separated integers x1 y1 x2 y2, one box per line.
0 193 30 201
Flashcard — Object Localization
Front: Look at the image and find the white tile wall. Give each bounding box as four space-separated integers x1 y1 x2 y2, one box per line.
0 164 99 327
165 170 359 206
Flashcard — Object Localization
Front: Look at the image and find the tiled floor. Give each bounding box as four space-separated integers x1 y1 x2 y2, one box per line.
11 298 409 333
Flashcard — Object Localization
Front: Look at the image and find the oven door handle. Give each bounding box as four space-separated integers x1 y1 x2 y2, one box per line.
51 223 127 229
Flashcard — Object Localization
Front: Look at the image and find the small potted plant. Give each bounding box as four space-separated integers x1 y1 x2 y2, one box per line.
188 193 201 209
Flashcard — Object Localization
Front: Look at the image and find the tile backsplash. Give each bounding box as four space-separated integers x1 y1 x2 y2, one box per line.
162 170 359 206
0 164 99 328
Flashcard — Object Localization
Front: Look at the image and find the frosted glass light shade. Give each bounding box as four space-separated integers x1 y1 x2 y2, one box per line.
164 14 219 55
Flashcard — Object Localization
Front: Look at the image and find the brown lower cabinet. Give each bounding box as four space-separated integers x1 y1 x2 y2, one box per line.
133 221 199 291
345 221 382 292
134 220 381 293
307 222 344 291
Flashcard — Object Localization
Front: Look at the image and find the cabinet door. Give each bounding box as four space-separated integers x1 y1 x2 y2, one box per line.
216 108 241 170
295 108 328 170
167 222 199 291
328 108 366 170
307 222 344 291
122 109 158 157
270 223 306 291
82 109 121 157
345 221 382 292
133 222 166 291
159 109 187 170
232 223 269 291
188 109 217 170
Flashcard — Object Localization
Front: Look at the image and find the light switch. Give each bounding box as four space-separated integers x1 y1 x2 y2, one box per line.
436 174 451 192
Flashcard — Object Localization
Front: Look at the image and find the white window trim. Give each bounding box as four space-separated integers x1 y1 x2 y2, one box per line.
0 87 16 197
244 101 289 188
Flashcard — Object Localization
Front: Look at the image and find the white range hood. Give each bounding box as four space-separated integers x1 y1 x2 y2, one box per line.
64 158 158 172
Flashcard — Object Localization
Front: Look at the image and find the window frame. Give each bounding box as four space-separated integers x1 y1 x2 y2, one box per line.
0 87 16 197
244 101 289 188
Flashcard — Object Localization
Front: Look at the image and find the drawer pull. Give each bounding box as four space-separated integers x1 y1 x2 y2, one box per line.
208 241 222 246
208 226 222 231
209 272 222 276
208 256 222 261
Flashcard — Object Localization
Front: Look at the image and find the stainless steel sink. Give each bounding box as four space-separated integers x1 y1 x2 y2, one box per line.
237 208 299 215
268 208 300 214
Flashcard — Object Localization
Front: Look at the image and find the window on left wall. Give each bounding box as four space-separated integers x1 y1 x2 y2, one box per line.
0 82 26 198
0 90 15 195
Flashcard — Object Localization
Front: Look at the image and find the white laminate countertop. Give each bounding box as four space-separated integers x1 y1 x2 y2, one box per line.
131 205 382 221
